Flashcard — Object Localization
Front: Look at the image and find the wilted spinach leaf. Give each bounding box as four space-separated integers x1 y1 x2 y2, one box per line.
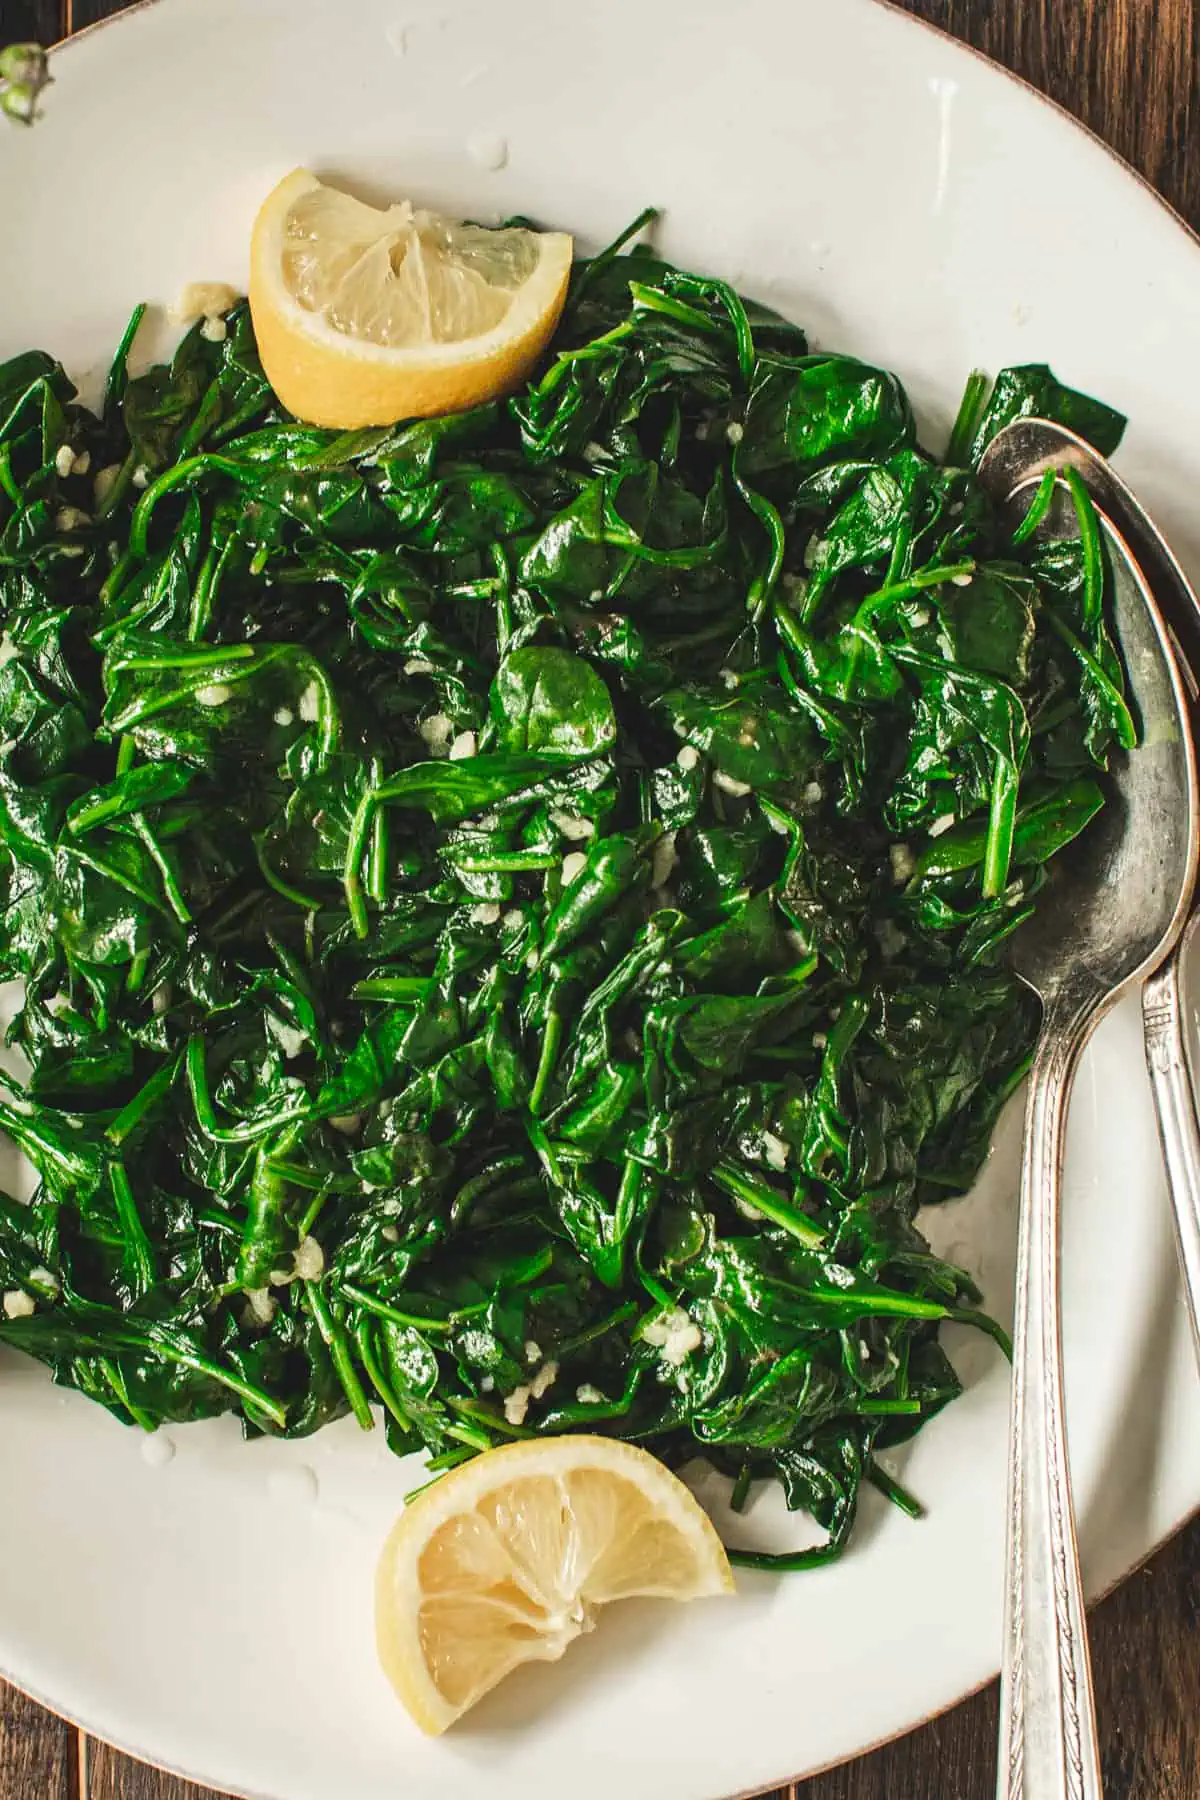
0 226 1127 1571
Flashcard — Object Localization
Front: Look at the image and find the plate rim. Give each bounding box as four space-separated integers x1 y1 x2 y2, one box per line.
743 1514 1200 1796
6 1499 1197 1800
875 0 1200 258
52 0 1200 270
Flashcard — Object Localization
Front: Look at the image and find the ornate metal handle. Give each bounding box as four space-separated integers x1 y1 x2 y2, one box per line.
997 987 1103 1800
1143 942 1200 1367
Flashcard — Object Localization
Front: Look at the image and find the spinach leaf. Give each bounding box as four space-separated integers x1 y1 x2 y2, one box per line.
0 229 1126 1572
961 364 1126 465
491 647 617 758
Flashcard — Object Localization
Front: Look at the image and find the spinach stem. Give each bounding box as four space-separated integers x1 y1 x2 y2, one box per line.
110 1161 155 1297
1064 467 1105 627
303 1280 375 1431
1043 606 1137 748
106 1056 181 1147
405 1449 476 1500
343 789 377 939
0 445 19 506
187 535 233 640
866 1461 923 1519
447 1394 537 1440
739 479 787 617
446 1421 493 1451
555 1299 640 1357
103 302 147 424
298 1186 332 1240
1011 469 1056 545
854 559 976 625
66 844 170 920
946 368 990 466
340 1282 453 1335
450 1155 529 1224
529 1011 564 1116
186 1035 309 1143
128 454 245 559
115 644 255 674
367 776 389 906
949 1304 1014 1360
981 753 1019 899
100 1357 156 1432
94 450 137 522
125 947 151 994
713 1161 825 1247
354 1318 413 1431
453 851 559 873
253 835 325 911
351 977 433 1002
728 1542 844 1573
132 815 192 922
569 205 658 301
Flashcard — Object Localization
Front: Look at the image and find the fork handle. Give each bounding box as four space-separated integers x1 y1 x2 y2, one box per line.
997 992 1103 1800
1143 946 1200 1366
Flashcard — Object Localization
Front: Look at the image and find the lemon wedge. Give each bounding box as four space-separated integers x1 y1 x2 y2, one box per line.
376 1435 734 1734
249 169 573 428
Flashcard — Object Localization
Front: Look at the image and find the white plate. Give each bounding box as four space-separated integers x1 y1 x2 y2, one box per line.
2 2 1199 1795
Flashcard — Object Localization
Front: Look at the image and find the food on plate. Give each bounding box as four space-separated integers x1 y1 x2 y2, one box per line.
249 170 573 427
0 40 51 126
376 1434 733 1732
0 186 1131 1574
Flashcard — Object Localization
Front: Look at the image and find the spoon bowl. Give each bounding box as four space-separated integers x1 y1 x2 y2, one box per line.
976 415 1200 685
993 490 1199 1004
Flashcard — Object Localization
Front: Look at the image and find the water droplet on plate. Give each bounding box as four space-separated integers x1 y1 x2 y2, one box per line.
141 1431 176 1469
467 132 509 173
268 1464 319 1505
385 20 408 55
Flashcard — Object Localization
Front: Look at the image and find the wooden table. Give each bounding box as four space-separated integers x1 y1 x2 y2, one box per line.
2 0 1199 1795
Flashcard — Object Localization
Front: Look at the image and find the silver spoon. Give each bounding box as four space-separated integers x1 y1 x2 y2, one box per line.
978 415 1200 1370
973 445 1198 1800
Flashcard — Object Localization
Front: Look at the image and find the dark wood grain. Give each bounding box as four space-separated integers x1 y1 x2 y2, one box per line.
0 1682 72 1800
85 1746 224 1800
2 2 1200 1797
60 0 113 29
1 1 64 52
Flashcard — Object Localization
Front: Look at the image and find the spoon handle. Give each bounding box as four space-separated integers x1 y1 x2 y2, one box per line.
1143 939 1200 1366
998 998 1103 1800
